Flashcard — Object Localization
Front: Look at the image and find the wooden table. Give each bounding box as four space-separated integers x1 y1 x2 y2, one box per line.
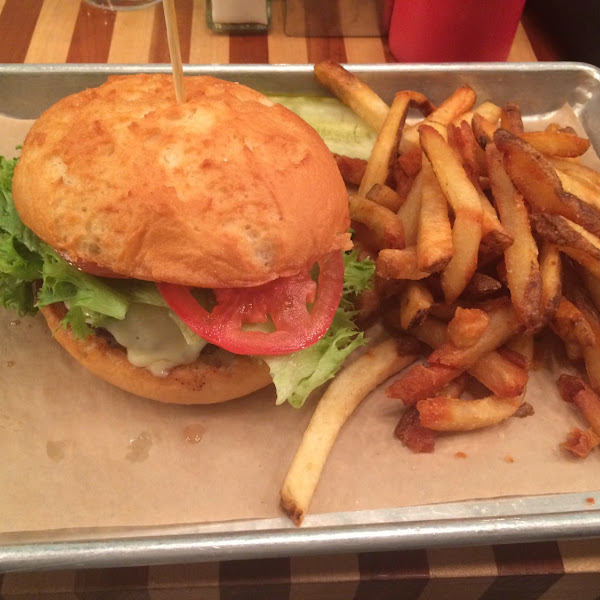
1 1 600 598
0 0 538 65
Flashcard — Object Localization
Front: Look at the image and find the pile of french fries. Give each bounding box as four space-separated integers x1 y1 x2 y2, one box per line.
280 60 600 526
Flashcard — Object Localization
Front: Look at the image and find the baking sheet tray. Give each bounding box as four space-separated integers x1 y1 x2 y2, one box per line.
1 62 600 572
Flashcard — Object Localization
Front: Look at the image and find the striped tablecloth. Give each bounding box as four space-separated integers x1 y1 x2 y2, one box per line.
1 540 600 598
2 1 599 597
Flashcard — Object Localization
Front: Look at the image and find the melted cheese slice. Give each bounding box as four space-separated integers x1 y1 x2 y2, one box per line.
102 303 206 377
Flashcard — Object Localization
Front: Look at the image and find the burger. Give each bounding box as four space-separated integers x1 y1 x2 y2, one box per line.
0 73 373 406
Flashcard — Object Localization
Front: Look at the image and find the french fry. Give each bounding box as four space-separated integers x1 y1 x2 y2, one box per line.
469 352 529 398
519 131 590 158
487 143 542 330
416 156 453 272
397 170 424 246
366 183 403 213
376 247 430 280
477 188 514 256
427 85 477 126
554 168 600 211
560 246 600 280
557 374 600 436
411 316 528 397
280 338 418 526
400 86 475 153
314 60 390 132
353 288 382 330
358 92 412 197
539 242 562 322
419 125 483 302
562 427 600 458
333 153 367 187
439 372 470 398
349 193 405 250
392 158 418 205
397 147 423 177
549 156 600 191
545 122 564 134
500 102 524 134
563 276 600 394
448 119 487 181
447 307 489 348
390 305 528 401
386 362 461 405
417 395 523 431
531 213 600 264
550 297 596 350
505 332 535 367
578 266 600 314
452 101 502 128
427 301 521 370
494 129 600 237
472 112 498 148
395 406 436 453
398 281 434 329
428 303 459 322
280 63 600 526
462 273 503 301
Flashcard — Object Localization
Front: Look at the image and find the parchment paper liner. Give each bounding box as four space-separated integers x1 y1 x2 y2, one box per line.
1 107 599 535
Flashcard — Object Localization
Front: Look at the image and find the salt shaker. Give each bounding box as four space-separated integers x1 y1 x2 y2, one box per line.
206 0 271 33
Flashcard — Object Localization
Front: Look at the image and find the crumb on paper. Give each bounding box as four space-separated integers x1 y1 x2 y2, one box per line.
586 497 595 505
455 451 467 459
505 455 515 464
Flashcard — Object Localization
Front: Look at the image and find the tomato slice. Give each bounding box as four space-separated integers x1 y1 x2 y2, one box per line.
157 251 345 356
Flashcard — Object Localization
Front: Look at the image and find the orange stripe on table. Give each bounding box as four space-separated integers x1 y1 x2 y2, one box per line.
306 37 347 65
67 3 115 63
0 0 43 62
229 34 269 64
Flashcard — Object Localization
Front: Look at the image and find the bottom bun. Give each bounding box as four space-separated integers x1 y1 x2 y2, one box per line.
40 303 272 405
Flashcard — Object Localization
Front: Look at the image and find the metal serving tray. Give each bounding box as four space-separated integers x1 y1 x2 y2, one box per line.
1 62 600 572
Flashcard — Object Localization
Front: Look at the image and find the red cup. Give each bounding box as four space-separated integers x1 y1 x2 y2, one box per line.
388 0 526 63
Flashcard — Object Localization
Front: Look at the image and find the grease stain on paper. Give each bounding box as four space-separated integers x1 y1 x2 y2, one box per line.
46 440 69 462
183 423 206 444
126 431 153 462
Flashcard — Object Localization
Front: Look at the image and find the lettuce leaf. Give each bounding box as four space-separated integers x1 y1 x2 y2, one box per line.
0 154 129 333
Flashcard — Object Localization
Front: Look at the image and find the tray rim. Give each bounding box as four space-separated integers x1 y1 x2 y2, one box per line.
2 61 600 571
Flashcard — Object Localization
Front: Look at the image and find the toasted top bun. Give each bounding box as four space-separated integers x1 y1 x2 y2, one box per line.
13 74 351 288
40 303 272 404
